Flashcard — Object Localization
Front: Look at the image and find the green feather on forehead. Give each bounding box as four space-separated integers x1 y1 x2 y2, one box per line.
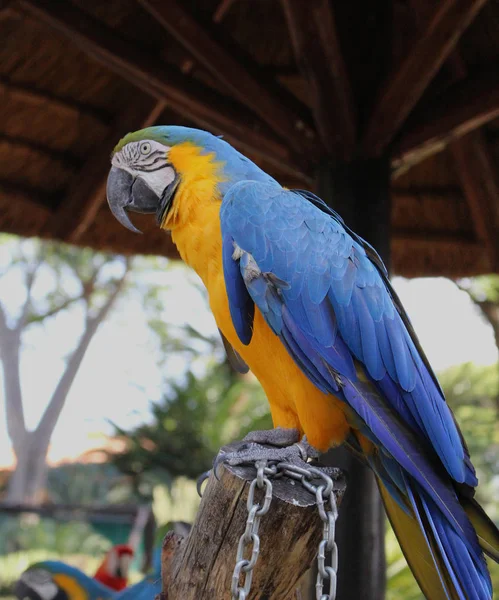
112 127 172 154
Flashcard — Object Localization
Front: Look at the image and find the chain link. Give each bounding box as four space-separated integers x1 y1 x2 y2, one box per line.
231 460 273 600
230 459 339 600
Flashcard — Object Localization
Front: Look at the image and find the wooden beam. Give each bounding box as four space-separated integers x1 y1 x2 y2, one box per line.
393 228 478 247
0 133 79 169
0 180 53 211
213 0 236 23
0 502 141 523
138 0 310 154
450 130 499 270
392 186 462 199
393 68 499 171
0 3 19 21
362 0 487 156
405 0 499 273
0 76 109 124
281 0 356 159
20 0 304 178
45 98 165 243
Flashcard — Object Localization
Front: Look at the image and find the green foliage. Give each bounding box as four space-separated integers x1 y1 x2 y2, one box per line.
110 362 271 494
0 515 110 557
47 462 141 505
459 275 499 305
0 234 129 327
439 363 499 513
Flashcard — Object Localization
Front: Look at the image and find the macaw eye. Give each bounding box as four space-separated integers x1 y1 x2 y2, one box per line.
140 142 151 155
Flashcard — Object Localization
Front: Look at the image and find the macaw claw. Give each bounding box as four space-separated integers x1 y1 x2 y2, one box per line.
213 427 319 479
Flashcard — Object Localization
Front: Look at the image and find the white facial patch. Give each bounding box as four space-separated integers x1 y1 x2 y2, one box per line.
21 569 59 600
112 139 176 197
119 553 132 577
142 164 176 197
107 549 118 574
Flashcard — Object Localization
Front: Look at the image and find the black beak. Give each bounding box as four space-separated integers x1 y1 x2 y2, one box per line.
106 167 163 234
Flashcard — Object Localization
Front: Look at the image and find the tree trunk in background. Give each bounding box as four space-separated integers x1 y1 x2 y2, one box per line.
5 433 51 504
311 158 391 600
0 263 128 505
456 292 499 418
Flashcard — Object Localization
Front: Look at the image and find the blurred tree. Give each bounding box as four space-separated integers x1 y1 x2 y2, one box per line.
438 363 499 517
456 276 499 417
47 462 139 505
110 340 270 495
0 235 130 504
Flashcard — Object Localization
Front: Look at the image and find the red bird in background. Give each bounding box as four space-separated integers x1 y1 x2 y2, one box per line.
94 544 134 592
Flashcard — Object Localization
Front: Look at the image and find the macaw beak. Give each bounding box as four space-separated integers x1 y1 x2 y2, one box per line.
106 166 179 234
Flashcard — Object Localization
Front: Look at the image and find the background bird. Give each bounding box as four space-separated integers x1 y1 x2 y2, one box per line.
93 544 134 592
107 125 499 600
15 559 115 600
14 547 161 600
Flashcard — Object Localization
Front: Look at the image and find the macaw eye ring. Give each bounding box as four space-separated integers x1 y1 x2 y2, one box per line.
140 142 151 155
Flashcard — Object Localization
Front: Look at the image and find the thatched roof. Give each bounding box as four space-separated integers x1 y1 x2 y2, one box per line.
1 0 498 277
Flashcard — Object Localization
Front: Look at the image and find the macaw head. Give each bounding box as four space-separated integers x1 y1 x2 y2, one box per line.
14 561 109 600
94 544 134 591
14 566 68 600
107 125 231 233
107 125 274 233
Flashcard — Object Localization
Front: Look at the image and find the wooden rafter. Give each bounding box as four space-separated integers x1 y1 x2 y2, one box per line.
0 133 79 168
409 0 499 271
281 0 356 159
0 0 19 20
213 0 236 23
138 0 310 154
0 76 109 124
0 180 53 209
45 98 166 243
394 68 499 171
451 131 499 270
392 186 462 199
392 228 478 247
362 0 487 156
20 0 305 178
448 56 499 272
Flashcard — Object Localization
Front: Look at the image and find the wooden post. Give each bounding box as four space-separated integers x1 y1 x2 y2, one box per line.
314 157 390 600
161 462 346 599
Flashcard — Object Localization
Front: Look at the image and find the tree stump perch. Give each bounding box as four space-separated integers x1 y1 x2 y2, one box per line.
161 462 346 599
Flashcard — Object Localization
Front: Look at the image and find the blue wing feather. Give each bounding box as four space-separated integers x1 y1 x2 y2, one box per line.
221 234 254 344
221 181 466 474
220 180 489 598
221 181 470 484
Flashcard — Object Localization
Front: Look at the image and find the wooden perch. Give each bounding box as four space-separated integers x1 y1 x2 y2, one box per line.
160 462 346 599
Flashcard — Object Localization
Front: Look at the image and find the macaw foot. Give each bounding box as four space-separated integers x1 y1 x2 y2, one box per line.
213 427 320 478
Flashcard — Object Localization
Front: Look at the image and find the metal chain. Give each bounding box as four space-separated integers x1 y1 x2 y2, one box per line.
231 460 274 600
230 460 339 600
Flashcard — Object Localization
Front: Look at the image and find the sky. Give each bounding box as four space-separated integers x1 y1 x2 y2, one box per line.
0 261 497 467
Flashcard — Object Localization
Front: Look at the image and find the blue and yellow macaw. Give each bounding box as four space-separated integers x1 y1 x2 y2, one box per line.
15 560 116 600
106 126 499 600
15 549 161 600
